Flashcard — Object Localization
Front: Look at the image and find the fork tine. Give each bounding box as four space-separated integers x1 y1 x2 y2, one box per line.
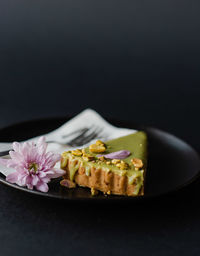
68 125 95 146
80 131 97 145
80 127 103 145
68 126 104 147
67 128 90 146
69 128 95 146
62 128 88 139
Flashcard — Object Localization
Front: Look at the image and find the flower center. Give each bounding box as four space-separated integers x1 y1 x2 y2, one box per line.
28 163 38 173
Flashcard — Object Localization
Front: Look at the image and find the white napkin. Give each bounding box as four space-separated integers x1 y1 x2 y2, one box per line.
0 109 136 177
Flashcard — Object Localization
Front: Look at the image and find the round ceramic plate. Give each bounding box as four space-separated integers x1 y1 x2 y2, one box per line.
0 117 199 201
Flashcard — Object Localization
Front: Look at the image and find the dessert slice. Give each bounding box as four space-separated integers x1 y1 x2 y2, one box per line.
60 131 147 196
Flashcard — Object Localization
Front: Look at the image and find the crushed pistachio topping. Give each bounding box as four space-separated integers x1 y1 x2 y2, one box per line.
96 140 105 146
82 153 94 162
72 149 83 156
98 156 106 161
82 149 86 154
131 158 143 168
116 162 129 170
60 179 76 188
61 151 70 157
89 144 106 153
89 140 106 153
111 159 121 164
91 187 99 196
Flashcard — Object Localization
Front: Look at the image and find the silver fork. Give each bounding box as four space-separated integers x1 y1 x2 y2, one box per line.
68 126 103 147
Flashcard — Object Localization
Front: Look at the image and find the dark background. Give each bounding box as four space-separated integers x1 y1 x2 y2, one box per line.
0 0 200 255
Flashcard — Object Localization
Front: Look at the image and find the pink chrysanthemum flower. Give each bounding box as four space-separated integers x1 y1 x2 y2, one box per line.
0 137 65 192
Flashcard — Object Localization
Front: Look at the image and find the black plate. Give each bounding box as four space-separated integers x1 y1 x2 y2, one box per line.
0 117 199 201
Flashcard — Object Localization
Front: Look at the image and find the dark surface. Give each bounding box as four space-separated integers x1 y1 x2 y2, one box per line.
1 117 200 202
0 0 200 255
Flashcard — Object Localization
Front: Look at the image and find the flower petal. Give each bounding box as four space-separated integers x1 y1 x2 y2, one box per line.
6 172 19 183
31 175 39 186
36 181 49 192
46 168 65 178
0 158 10 166
38 171 47 178
37 136 48 155
41 177 51 183
19 174 29 186
9 151 24 163
43 153 61 169
98 150 131 159
27 183 33 190
12 142 20 152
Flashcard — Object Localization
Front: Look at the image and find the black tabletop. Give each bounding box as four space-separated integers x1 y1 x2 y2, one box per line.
0 0 200 255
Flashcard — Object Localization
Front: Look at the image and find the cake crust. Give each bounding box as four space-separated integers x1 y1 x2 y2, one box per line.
62 158 144 196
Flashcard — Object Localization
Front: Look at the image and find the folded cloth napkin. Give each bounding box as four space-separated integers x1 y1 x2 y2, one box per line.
0 109 136 177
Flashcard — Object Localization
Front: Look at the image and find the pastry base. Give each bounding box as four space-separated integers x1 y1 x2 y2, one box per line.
62 159 144 196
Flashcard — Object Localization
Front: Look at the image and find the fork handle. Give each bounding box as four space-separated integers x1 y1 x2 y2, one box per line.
0 143 13 157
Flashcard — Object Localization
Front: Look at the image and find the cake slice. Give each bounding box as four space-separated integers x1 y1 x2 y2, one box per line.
60 131 147 196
